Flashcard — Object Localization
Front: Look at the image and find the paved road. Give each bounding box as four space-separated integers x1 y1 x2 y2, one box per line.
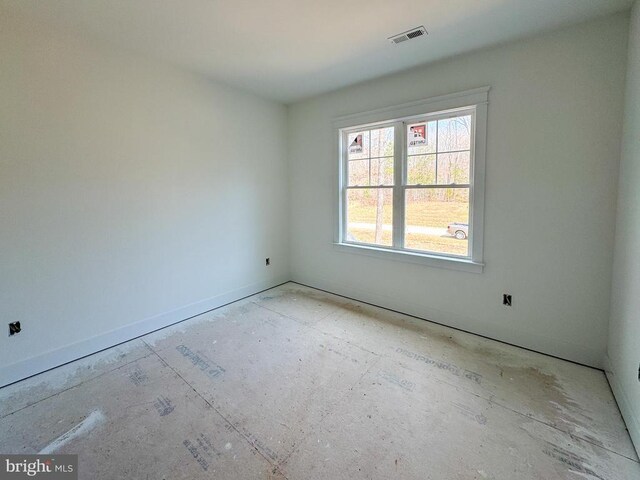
349 222 449 236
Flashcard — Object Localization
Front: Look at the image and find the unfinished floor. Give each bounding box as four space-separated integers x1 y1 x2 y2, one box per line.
1 283 638 479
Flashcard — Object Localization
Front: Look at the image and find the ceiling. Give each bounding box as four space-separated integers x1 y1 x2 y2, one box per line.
1 0 634 103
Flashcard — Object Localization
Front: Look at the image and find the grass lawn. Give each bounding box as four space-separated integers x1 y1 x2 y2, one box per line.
347 200 469 256
406 233 468 255
348 228 468 256
347 200 468 227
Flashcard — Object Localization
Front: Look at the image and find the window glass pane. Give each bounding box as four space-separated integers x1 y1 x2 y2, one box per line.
407 121 436 156
347 131 369 160
370 127 394 158
437 115 471 152
437 151 470 184
348 159 369 186
404 188 470 256
407 154 436 185
346 188 393 246
370 157 394 185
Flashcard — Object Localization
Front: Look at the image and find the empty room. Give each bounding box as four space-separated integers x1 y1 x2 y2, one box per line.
1 0 639 478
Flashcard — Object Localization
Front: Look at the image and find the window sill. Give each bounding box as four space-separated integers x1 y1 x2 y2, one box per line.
332 242 484 273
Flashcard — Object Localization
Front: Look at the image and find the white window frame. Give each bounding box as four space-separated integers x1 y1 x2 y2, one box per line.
333 87 489 273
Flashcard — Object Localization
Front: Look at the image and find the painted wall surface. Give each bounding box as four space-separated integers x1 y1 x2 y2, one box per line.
288 14 629 368
0 12 289 385
607 0 640 456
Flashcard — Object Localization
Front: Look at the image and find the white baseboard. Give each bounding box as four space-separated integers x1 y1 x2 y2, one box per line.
604 355 640 459
0 276 289 388
291 272 604 369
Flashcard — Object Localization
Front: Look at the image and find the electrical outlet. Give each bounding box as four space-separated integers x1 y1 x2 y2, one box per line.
265 258 270 266
502 294 512 307
9 321 21 336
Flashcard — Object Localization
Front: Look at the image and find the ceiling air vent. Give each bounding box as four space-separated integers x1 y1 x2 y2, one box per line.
389 26 428 45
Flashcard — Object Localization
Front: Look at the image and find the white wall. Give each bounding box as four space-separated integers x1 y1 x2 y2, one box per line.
607 0 640 457
0 11 289 386
288 14 629 368
0 6 632 388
